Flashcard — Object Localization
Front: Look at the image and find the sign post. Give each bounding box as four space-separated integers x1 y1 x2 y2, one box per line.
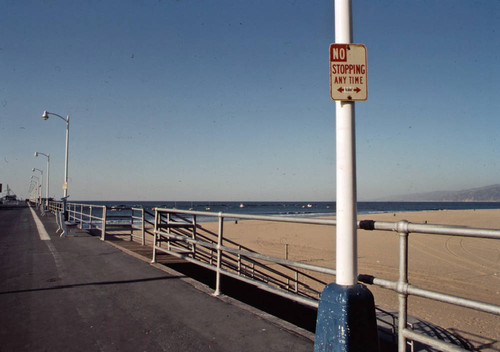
314 0 378 350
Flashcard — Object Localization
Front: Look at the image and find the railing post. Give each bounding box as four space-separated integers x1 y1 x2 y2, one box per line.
141 208 145 246
79 204 83 229
295 271 299 293
192 215 197 258
214 212 223 296
397 220 410 352
55 209 62 233
238 245 242 276
166 212 171 251
89 206 93 229
59 210 67 237
285 244 290 289
152 209 158 263
129 210 133 241
101 206 107 241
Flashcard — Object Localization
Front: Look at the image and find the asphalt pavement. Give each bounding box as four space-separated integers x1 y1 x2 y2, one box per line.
0 206 314 351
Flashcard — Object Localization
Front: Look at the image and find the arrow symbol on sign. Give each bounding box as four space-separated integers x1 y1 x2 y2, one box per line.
337 87 344 93
354 87 361 93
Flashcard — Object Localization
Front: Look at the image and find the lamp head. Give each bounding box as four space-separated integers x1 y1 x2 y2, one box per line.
42 111 49 120
32 168 35 172
34 152 38 157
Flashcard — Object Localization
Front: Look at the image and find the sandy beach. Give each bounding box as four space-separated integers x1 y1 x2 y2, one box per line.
195 209 500 350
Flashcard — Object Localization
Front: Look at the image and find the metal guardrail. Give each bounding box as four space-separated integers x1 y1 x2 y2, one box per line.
47 201 150 242
357 219 500 352
66 203 106 232
152 210 328 303
131 207 155 245
48 200 63 213
151 208 500 352
43 202 499 350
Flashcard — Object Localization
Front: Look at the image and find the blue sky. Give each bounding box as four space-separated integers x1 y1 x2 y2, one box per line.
1 0 498 201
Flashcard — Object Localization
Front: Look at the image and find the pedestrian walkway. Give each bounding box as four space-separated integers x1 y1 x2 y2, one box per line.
0 206 314 351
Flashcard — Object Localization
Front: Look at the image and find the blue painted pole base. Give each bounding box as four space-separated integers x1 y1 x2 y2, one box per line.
314 283 379 352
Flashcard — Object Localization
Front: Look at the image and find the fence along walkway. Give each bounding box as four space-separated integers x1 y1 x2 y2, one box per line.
47 202 500 351
152 211 328 302
151 208 500 352
49 202 155 243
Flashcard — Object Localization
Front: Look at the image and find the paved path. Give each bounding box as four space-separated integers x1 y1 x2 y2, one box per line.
0 206 313 351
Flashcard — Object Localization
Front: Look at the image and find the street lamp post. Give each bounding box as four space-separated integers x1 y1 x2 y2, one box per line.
29 180 38 203
42 111 69 220
35 152 50 210
32 168 43 207
30 175 40 206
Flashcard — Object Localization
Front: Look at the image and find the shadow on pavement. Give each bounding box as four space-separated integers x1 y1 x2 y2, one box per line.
0 275 184 295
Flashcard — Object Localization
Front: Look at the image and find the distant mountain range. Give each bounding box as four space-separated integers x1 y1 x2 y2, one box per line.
384 184 500 202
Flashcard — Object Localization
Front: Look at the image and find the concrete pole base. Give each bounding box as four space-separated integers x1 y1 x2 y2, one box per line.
314 283 379 352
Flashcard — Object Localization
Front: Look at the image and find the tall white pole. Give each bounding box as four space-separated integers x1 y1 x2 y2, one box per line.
35 152 51 208
31 176 39 204
62 116 69 221
32 171 43 206
46 154 50 208
64 116 69 199
30 180 36 202
335 0 357 286
42 111 70 219
39 173 43 206
316 5 378 348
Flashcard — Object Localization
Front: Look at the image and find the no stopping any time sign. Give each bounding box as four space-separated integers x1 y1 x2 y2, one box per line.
330 44 368 101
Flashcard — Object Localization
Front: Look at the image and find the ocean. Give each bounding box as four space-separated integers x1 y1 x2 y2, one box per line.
71 201 500 223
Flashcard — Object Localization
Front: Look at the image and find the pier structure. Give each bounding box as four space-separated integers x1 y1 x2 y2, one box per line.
2 201 499 350
0 205 314 351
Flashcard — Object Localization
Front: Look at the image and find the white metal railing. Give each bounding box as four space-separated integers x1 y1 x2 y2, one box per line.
44 201 499 350
48 200 63 214
358 219 500 352
152 208 500 352
131 207 156 245
48 201 149 241
152 209 329 303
